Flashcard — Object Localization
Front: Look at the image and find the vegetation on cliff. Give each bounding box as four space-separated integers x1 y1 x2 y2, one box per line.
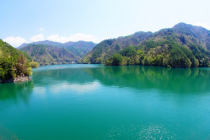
29 62 39 68
0 40 32 81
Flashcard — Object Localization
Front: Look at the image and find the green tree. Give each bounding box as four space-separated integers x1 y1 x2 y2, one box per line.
112 54 123 66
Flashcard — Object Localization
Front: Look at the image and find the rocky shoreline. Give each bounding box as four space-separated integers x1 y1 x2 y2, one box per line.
0 76 32 83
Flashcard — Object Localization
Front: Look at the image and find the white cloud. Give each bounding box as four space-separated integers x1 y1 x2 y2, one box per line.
3 36 27 47
3 33 100 48
39 28 44 31
30 34 45 42
194 23 210 30
47 33 99 43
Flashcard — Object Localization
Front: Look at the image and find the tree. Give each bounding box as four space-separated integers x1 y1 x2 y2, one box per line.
112 54 123 66
30 62 39 68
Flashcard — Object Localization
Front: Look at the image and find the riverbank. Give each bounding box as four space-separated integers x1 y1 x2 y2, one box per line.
0 76 32 83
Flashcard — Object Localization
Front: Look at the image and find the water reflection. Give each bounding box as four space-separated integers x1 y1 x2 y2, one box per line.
0 81 34 103
31 65 210 95
85 66 210 94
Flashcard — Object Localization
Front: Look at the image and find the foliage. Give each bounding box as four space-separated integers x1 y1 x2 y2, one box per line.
105 39 210 67
81 32 153 64
82 23 210 66
120 46 137 56
105 54 123 66
0 40 33 81
29 62 39 68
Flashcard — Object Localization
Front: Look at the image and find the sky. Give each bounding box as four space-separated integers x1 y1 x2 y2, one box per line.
1 0 210 47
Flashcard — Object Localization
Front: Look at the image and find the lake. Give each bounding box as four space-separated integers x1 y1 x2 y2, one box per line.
0 64 210 140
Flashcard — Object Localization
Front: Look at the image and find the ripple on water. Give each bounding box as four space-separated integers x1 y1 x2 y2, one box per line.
0 125 19 140
106 123 177 140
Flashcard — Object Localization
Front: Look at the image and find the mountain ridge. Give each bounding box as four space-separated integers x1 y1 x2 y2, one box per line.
21 44 80 66
18 40 96 58
81 22 210 68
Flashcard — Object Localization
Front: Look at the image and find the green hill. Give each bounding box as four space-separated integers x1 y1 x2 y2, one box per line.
18 40 96 58
64 41 96 57
21 44 80 66
82 23 210 68
80 31 152 64
0 39 32 82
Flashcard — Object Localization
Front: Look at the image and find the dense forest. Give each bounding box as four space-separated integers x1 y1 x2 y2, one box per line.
82 23 210 68
0 39 32 82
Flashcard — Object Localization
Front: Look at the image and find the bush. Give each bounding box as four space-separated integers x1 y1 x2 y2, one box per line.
30 62 39 68
105 54 123 66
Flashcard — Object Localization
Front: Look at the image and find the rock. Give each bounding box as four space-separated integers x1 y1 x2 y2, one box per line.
0 76 32 83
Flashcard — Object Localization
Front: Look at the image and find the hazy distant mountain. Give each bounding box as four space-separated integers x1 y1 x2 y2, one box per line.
81 23 210 68
17 43 29 50
64 41 96 57
21 44 80 66
18 40 96 58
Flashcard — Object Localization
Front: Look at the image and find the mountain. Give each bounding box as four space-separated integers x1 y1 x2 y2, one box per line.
21 44 80 66
18 43 29 50
17 40 64 49
82 23 210 68
0 39 32 82
64 41 96 57
18 40 96 58
80 31 153 64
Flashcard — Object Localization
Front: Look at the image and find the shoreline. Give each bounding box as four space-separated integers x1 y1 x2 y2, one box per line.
0 76 32 83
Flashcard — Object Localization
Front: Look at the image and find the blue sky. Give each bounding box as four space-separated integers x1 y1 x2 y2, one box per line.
1 0 210 47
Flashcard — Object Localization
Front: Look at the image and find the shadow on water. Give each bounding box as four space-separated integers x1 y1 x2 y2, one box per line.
0 81 34 103
85 65 210 94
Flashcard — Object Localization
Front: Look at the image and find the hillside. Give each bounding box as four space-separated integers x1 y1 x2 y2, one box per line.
18 40 96 58
82 23 210 68
21 44 80 66
80 31 153 64
0 39 32 82
64 41 96 57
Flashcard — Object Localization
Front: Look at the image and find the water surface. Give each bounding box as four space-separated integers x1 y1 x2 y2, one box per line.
0 64 210 140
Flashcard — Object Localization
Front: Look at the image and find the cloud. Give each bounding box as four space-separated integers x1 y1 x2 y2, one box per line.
39 28 44 31
30 34 45 42
3 36 27 47
47 33 99 43
3 33 100 48
194 23 210 30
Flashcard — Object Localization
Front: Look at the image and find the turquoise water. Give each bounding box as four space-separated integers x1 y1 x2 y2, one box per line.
0 64 210 139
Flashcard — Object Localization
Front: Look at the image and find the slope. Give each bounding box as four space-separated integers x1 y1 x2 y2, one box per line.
21 44 80 65
80 31 153 64
0 39 32 81
105 23 210 67
18 40 96 58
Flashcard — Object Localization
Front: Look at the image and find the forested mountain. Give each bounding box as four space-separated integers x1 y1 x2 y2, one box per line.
21 44 80 66
18 40 96 58
80 31 153 64
64 41 96 57
81 23 210 68
0 39 32 82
